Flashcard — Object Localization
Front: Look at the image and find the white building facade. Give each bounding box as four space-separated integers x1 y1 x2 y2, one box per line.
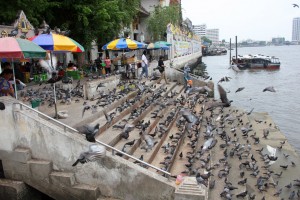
292 17 300 42
193 24 206 37
206 28 219 45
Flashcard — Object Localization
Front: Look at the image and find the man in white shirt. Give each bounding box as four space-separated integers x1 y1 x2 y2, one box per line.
139 50 148 79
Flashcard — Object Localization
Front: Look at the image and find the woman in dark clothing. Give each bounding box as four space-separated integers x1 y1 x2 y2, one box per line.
157 56 168 84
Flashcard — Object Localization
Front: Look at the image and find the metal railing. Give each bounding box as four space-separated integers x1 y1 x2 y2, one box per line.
13 102 78 133
13 102 171 179
95 139 171 179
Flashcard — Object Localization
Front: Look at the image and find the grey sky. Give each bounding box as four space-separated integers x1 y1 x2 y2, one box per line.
181 0 300 42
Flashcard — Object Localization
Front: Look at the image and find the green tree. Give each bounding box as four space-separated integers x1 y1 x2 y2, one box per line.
0 0 53 26
47 0 140 48
0 0 140 49
201 36 212 45
146 5 181 41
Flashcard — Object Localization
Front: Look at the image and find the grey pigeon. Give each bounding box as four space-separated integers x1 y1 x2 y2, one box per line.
72 144 105 166
235 87 245 93
77 123 100 142
263 86 276 92
218 84 232 107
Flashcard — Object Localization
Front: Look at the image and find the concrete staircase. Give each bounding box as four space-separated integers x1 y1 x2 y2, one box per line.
1 147 101 200
174 177 206 200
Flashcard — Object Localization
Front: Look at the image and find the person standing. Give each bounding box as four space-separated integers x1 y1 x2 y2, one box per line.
157 56 168 84
183 64 191 87
0 69 14 97
104 56 111 75
139 50 148 80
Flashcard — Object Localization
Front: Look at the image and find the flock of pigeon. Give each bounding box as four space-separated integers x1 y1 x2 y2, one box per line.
21 69 299 200
72 73 300 199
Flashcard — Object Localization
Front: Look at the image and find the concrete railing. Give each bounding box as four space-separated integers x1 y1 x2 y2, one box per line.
13 102 78 133
13 101 171 179
95 139 171 179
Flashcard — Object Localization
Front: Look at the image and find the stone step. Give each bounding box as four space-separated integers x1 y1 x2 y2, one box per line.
27 159 52 181
50 171 76 186
12 147 32 163
72 183 101 200
174 177 206 200
0 178 44 200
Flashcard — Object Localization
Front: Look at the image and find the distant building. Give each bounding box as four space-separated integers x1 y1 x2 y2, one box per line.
206 29 219 45
192 25 219 45
292 17 300 42
193 24 206 37
272 37 285 45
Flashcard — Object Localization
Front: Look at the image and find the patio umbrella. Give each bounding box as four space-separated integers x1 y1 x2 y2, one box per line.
154 41 171 47
0 37 47 99
102 38 146 50
29 33 85 118
147 43 160 50
29 33 84 52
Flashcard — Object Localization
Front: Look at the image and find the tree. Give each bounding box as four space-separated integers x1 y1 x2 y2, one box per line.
46 0 141 48
201 36 212 45
146 5 181 41
0 0 141 49
0 0 52 26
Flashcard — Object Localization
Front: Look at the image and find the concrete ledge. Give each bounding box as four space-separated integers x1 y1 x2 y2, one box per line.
28 159 52 181
0 148 31 164
50 171 76 186
0 178 43 200
72 183 101 199
2 159 30 180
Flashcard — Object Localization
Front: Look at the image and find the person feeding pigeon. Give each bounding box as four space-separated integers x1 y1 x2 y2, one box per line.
183 63 191 87
157 56 168 84
184 79 193 93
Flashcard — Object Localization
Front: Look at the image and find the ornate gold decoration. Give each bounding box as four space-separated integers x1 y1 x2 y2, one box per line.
1 30 8 38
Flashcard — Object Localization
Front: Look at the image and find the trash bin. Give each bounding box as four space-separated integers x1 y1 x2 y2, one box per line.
31 99 41 108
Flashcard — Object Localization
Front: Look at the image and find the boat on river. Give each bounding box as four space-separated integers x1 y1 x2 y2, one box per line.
231 54 280 70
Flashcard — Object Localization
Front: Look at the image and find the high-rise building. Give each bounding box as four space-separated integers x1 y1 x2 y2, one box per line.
193 24 207 37
292 17 300 41
206 29 219 45
193 25 219 44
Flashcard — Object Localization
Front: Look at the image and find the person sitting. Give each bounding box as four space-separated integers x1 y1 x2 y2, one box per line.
184 79 193 93
58 67 65 78
0 69 15 97
66 62 77 71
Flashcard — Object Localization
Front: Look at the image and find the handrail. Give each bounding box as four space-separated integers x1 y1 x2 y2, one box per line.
13 102 78 133
12 102 171 178
95 139 171 179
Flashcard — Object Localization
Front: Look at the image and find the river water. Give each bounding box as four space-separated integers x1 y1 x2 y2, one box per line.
202 45 300 153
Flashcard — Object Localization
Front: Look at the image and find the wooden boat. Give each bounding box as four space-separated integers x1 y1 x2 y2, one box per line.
231 54 280 70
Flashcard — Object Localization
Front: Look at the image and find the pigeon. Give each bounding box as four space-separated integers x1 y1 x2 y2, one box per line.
72 144 105 166
218 76 232 83
218 84 232 107
235 87 245 93
96 83 105 91
77 123 100 142
124 139 135 147
103 110 113 125
82 105 91 117
0 102 5 110
263 86 276 92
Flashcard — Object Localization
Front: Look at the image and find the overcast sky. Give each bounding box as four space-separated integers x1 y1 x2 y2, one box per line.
181 0 300 42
